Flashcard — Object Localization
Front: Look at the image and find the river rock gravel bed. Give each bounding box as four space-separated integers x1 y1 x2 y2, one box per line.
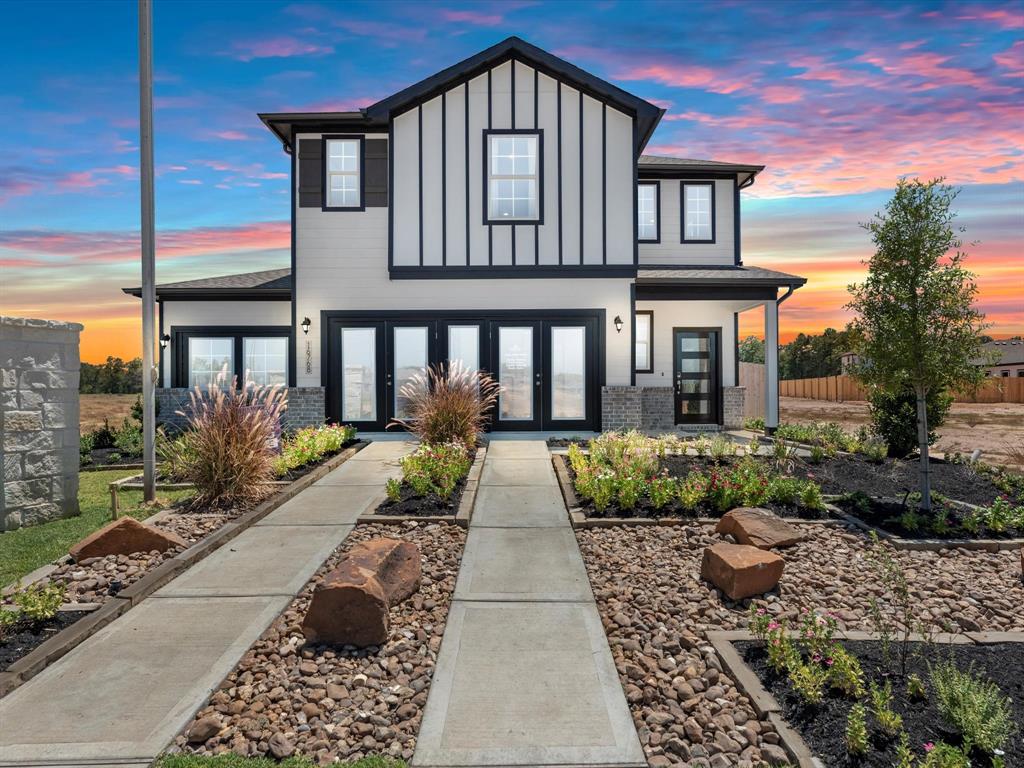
576 522 1024 767
171 521 465 765
48 511 233 603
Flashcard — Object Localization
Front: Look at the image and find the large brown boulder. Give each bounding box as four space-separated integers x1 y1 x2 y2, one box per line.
701 542 784 601
716 508 804 550
69 517 187 562
302 538 421 647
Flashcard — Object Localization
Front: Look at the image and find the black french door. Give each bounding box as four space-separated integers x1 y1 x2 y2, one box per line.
672 327 721 425
325 312 600 431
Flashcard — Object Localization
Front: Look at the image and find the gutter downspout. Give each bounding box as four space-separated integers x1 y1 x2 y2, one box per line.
765 284 797 435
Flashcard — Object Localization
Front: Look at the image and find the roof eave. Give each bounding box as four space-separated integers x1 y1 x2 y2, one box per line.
122 287 292 300
636 276 806 288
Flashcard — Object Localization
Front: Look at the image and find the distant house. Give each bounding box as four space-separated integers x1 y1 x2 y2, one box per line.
978 340 1024 377
839 351 860 374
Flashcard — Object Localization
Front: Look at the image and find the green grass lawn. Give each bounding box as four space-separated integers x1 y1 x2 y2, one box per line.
155 756 405 768
0 469 192 587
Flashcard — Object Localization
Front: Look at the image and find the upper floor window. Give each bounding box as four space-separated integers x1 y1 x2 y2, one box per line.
638 182 659 242
485 130 541 223
324 136 363 210
681 181 715 243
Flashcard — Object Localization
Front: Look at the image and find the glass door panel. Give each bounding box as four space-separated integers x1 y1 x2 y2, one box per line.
550 326 586 420
491 322 541 429
391 326 429 420
673 328 720 425
341 327 379 423
446 325 481 375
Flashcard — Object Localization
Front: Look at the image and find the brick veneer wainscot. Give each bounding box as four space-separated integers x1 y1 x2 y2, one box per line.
155 387 327 433
601 385 746 431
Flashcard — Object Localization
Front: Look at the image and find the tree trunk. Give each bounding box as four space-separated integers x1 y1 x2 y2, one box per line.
916 389 931 513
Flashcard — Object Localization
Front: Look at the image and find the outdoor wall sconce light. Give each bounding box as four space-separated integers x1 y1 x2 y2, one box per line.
614 315 624 334
159 333 170 349
301 317 311 335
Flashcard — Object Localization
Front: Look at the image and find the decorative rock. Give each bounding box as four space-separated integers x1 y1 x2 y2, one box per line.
302 538 421 647
69 516 186 562
715 508 803 550
187 716 221 743
700 543 784 601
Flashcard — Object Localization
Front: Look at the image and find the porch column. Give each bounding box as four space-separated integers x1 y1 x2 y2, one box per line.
764 298 779 431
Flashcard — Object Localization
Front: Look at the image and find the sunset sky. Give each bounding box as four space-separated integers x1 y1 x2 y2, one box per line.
1 0 1021 363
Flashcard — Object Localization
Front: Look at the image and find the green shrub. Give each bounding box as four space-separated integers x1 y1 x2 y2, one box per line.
399 442 472 500
80 432 95 458
12 581 66 623
90 419 117 449
845 703 869 755
788 660 827 704
930 660 1015 754
921 743 970 768
0 605 17 641
272 424 356 477
868 386 952 458
869 680 903 736
114 421 144 458
389 361 499 448
744 417 765 431
163 378 287 509
385 477 402 502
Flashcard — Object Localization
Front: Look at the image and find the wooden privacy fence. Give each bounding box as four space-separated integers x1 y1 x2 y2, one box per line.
779 374 1024 404
738 362 766 419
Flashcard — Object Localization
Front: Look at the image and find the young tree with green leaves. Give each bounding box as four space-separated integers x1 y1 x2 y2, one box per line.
847 178 990 512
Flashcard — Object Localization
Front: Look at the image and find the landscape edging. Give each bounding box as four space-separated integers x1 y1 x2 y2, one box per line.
0 440 368 699
358 444 486 529
707 628 1024 768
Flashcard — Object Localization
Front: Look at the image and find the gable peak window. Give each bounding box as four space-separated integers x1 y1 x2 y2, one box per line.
638 182 659 242
485 130 542 223
324 136 363 209
682 181 715 243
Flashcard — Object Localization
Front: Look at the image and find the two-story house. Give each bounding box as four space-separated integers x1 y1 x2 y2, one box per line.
127 37 804 434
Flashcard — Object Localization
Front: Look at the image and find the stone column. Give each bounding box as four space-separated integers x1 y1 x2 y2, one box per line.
1 317 82 531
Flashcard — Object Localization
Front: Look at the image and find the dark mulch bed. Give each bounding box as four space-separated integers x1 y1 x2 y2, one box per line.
834 495 1022 540
274 439 361 482
567 454 828 521
737 639 1024 768
0 611 93 671
789 453 1020 506
373 476 468 517
546 436 591 448
82 447 142 468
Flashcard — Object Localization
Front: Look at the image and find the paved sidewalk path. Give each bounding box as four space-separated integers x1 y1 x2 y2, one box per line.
0 441 412 768
413 440 644 767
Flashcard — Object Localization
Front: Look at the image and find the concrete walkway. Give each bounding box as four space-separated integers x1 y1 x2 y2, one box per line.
413 440 644 768
0 441 412 768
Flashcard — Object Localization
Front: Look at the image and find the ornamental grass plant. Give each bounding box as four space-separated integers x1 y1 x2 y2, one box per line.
388 361 499 448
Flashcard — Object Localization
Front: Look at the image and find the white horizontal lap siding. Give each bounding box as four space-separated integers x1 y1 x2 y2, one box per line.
639 178 736 265
161 300 290 388
634 299 749 388
390 59 633 271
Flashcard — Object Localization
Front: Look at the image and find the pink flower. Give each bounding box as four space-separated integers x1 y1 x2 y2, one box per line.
924 743 935 752
825 657 834 666
768 621 780 630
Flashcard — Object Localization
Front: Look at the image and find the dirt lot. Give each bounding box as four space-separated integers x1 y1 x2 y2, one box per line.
80 393 137 433
780 396 1024 469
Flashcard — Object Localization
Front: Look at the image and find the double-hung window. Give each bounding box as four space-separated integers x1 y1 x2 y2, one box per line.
175 328 290 389
635 311 654 373
188 337 234 389
324 136 363 209
485 131 541 223
681 181 715 243
244 337 288 387
637 182 659 242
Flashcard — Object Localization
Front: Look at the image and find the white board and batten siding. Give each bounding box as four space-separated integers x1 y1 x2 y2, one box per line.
638 177 736 266
391 59 635 269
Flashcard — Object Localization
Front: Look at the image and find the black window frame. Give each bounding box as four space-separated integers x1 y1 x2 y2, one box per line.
322 134 366 212
637 181 660 243
680 180 716 244
171 326 292 388
634 309 654 374
482 128 544 226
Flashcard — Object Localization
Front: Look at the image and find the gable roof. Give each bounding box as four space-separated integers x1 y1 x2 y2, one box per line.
122 268 291 299
260 36 665 152
639 154 765 186
637 265 806 287
979 339 1024 367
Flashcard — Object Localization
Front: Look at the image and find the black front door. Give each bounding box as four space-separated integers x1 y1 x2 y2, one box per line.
673 328 721 425
490 321 543 431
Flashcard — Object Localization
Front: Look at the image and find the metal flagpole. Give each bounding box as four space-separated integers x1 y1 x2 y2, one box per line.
139 0 156 501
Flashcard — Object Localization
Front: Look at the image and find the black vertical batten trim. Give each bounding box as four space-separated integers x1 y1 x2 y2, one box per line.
533 67 539 265
578 92 584 265
733 312 740 386
557 81 563 266
601 102 607 265
158 300 164 386
487 69 493 266
464 83 470 266
289 128 297 387
441 91 447 266
417 105 423 266
387 118 395 273
733 175 742 265
510 60 516 266
629 283 636 386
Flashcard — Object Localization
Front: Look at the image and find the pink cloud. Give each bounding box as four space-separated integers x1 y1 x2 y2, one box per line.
955 8 1024 29
439 9 504 26
226 35 333 62
760 85 804 104
994 40 1024 76
213 130 250 141
612 62 750 94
